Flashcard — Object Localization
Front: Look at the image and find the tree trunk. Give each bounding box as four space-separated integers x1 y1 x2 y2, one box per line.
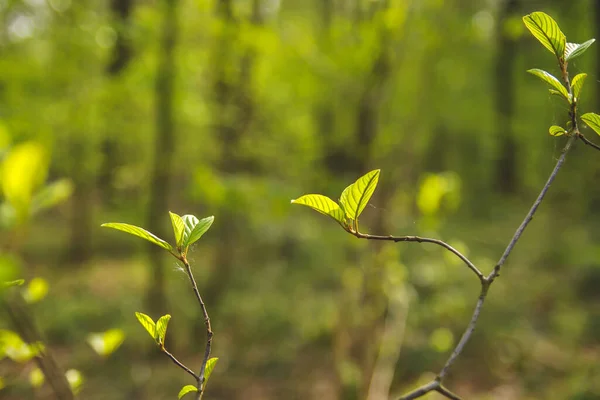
145 0 178 316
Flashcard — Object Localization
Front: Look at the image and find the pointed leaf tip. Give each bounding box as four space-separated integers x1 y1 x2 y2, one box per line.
339 169 381 221
527 69 569 100
134 312 157 343
155 314 171 344
581 113 600 137
101 223 173 251
291 194 346 225
565 39 595 61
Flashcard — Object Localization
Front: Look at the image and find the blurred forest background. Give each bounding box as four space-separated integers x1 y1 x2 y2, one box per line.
2 0 600 399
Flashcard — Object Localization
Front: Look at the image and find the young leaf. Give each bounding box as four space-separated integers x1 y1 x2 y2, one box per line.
204 357 219 383
565 39 595 61
178 385 198 399
549 125 566 136
87 329 125 357
30 179 73 214
339 169 381 221
134 312 157 342
571 73 587 100
3 279 25 287
182 215 214 249
169 212 185 248
291 194 345 225
527 69 569 100
101 223 172 251
522 12 566 58
581 113 600 136
155 314 171 345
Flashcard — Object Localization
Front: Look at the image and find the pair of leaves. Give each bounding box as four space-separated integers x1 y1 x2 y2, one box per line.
135 312 171 346
177 357 219 399
291 169 380 231
169 212 214 255
523 12 595 62
101 212 214 256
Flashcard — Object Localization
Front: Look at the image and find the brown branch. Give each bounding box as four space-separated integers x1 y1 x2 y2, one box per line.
435 384 463 400
161 347 199 381
578 133 600 152
180 256 213 399
397 380 440 400
352 232 484 281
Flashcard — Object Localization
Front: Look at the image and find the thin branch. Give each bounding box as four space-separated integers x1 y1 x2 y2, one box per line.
162 347 199 381
489 134 576 281
396 380 439 400
352 232 484 281
438 284 489 379
435 385 463 400
180 256 213 398
579 133 600 152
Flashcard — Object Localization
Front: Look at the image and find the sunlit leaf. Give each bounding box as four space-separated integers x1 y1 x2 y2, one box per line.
522 12 566 58
134 312 157 342
0 141 48 222
65 369 83 394
581 113 600 136
87 329 125 357
291 194 345 225
565 39 595 61
3 279 24 287
30 179 73 215
178 385 198 399
22 277 49 304
527 69 569 100
155 314 171 345
339 169 381 221
0 330 43 362
571 73 587 100
169 212 185 248
29 367 44 388
549 125 566 136
101 223 172 251
204 357 218 383
182 215 214 249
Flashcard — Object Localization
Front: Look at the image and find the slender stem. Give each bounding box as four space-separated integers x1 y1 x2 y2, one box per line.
353 232 484 281
162 347 199 381
435 385 463 400
181 256 213 398
579 133 600 152
489 130 576 281
397 380 440 400
438 284 489 379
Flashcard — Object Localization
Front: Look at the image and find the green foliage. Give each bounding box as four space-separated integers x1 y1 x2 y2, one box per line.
65 369 84 394
101 223 173 251
155 314 171 345
526 69 569 100
134 312 157 342
169 211 186 247
292 169 381 232
204 357 219 387
0 330 44 363
86 329 125 357
522 12 566 59
565 39 595 61
549 125 566 136
571 73 587 100
581 113 600 136
178 385 198 399
22 277 49 304
181 215 214 253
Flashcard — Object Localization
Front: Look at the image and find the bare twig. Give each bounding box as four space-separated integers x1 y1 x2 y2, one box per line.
180 256 213 399
352 232 484 280
578 133 600 152
397 380 440 400
435 384 463 400
161 347 199 381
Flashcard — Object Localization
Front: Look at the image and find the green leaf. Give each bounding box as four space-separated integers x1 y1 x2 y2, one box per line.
134 312 156 342
65 369 83 394
204 357 218 382
22 277 48 304
291 194 345 225
565 39 595 61
3 279 24 287
155 314 171 345
101 223 172 251
169 212 185 248
339 169 381 221
87 329 125 357
571 73 587 100
182 215 214 249
30 179 73 215
522 12 566 58
527 69 569 100
549 125 566 136
29 367 45 387
178 385 198 399
581 113 600 136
